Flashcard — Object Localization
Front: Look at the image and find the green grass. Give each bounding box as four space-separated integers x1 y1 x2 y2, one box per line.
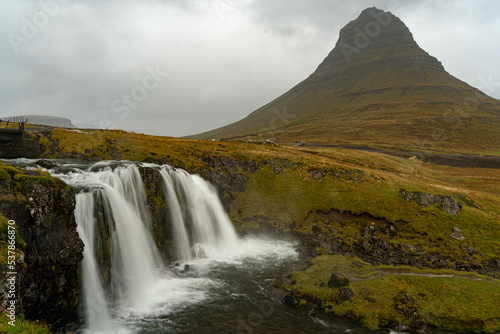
0 161 70 191
289 255 500 332
0 213 26 267
0 314 51 334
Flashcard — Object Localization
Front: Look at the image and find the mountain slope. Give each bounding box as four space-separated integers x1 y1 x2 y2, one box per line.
190 7 500 155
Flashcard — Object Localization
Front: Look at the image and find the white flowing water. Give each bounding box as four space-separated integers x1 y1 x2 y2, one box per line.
100 183 161 304
159 168 191 261
100 164 153 229
54 163 252 333
75 192 122 334
160 167 239 261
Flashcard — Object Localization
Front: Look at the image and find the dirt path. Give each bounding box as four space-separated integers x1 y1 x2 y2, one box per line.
349 269 498 283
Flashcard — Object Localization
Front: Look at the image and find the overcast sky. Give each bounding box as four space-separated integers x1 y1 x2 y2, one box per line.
1 0 499 137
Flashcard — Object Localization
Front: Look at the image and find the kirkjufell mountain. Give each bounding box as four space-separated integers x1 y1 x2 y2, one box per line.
191 7 500 154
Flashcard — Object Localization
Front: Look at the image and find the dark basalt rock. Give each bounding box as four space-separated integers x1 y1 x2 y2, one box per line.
337 287 355 304
35 159 57 169
311 224 322 234
0 173 83 323
138 167 172 261
327 273 350 288
281 289 299 308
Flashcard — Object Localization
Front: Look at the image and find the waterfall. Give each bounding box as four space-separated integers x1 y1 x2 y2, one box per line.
160 167 239 261
99 183 162 304
53 162 241 333
159 167 192 261
69 165 163 305
75 192 118 333
100 164 153 229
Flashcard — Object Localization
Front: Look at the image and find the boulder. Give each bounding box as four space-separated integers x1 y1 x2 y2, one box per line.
450 226 465 241
327 273 349 288
309 170 323 180
281 289 299 308
311 224 322 234
178 264 196 275
440 196 461 215
399 189 462 215
404 191 415 202
338 287 355 303
414 192 440 207
35 159 57 169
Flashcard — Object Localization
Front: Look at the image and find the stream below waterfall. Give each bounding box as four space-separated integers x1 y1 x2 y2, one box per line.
2 159 460 334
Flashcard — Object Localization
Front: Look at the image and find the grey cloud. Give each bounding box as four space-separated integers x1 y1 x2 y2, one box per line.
1 0 499 136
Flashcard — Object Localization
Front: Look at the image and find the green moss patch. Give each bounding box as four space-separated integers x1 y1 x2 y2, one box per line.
0 162 70 191
288 255 500 332
0 314 51 334
0 214 26 266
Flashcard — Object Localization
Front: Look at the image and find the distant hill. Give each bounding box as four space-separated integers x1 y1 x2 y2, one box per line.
190 7 500 155
2 115 75 128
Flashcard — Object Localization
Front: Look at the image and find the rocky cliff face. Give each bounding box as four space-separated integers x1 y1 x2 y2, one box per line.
0 166 83 322
139 167 173 261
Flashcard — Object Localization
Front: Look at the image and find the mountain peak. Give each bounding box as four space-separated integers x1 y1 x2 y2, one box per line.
190 7 500 154
338 7 413 52
314 7 433 76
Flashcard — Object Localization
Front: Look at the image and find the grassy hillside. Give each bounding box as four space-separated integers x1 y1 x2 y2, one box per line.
229 146 500 261
16 128 500 332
